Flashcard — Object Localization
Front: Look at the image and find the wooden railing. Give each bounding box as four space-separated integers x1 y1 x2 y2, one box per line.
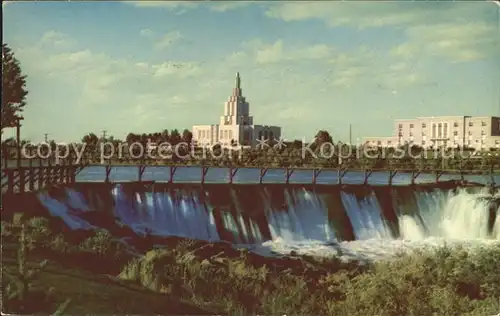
1 158 89 195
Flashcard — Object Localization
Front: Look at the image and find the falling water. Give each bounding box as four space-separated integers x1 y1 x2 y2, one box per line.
35 183 499 261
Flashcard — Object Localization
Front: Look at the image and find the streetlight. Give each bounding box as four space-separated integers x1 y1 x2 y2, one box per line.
15 115 24 169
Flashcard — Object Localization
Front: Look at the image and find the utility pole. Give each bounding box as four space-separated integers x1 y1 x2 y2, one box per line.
102 130 107 140
349 124 352 146
44 133 48 143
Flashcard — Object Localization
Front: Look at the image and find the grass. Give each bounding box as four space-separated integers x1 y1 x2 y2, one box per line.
2 213 500 315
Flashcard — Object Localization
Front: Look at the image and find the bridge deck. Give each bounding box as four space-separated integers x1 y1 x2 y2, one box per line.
2 162 497 196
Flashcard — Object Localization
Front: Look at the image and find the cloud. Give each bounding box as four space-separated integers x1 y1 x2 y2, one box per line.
237 39 429 90
15 29 438 142
125 1 198 9
265 2 499 63
245 40 334 64
125 0 251 12
140 28 154 38
391 22 498 62
209 2 251 12
155 31 183 49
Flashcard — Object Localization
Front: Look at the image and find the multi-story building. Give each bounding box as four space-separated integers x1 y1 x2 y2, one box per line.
192 72 281 148
363 116 500 150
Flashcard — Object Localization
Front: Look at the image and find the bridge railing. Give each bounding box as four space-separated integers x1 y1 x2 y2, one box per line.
84 164 497 186
1 155 89 195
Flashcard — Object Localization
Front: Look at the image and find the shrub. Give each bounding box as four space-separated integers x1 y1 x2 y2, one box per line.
118 242 500 315
79 230 113 256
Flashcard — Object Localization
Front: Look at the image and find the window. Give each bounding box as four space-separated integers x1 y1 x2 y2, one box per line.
482 121 487 126
454 122 458 127
468 131 472 135
409 124 414 128
377 141 382 145
469 122 473 127
398 124 403 128
454 131 458 136
481 131 486 135
422 123 426 128
409 132 413 136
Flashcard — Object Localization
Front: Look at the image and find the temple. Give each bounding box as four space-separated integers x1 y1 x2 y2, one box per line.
192 72 282 148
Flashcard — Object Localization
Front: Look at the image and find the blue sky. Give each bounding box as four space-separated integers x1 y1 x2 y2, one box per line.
3 1 500 143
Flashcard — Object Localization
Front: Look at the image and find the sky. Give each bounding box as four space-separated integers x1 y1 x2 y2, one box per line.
2 0 500 143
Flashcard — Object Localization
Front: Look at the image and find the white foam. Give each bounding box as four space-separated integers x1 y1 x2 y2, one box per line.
39 185 499 262
251 237 500 263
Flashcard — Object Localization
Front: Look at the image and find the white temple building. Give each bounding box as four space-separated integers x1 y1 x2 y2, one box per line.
192 72 281 148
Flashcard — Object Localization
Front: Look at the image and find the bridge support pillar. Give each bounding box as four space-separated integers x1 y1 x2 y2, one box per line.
363 169 373 185
18 168 25 193
229 167 238 184
46 161 52 186
169 166 177 183
38 158 44 189
201 167 209 184
435 170 443 183
312 169 322 185
259 168 268 184
7 169 14 194
28 160 35 191
337 167 348 185
105 165 112 183
411 170 421 185
285 168 294 184
388 169 398 186
138 165 146 182
59 161 65 184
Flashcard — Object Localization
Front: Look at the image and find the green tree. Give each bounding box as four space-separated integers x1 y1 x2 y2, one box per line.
182 129 193 145
2 44 28 130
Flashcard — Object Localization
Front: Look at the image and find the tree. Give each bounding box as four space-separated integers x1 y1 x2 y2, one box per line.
182 129 193 145
170 129 181 145
2 44 28 130
314 130 333 145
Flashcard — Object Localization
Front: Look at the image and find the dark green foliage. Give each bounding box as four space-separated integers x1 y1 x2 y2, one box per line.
1 215 72 314
1 43 28 129
118 241 500 315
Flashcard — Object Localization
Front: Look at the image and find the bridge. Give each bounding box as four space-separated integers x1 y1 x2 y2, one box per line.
2 158 497 196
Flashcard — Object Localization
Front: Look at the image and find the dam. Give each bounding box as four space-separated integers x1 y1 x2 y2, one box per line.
2 165 499 262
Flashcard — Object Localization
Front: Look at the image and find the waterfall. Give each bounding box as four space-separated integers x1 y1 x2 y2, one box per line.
35 183 499 260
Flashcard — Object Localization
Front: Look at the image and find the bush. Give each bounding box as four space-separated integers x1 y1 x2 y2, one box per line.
79 230 119 256
118 243 500 315
324 245 500 316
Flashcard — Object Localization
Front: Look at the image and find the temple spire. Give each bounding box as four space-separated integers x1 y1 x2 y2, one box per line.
235 72 241 89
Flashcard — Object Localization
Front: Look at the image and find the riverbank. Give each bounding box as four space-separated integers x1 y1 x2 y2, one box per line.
2 210 500 315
